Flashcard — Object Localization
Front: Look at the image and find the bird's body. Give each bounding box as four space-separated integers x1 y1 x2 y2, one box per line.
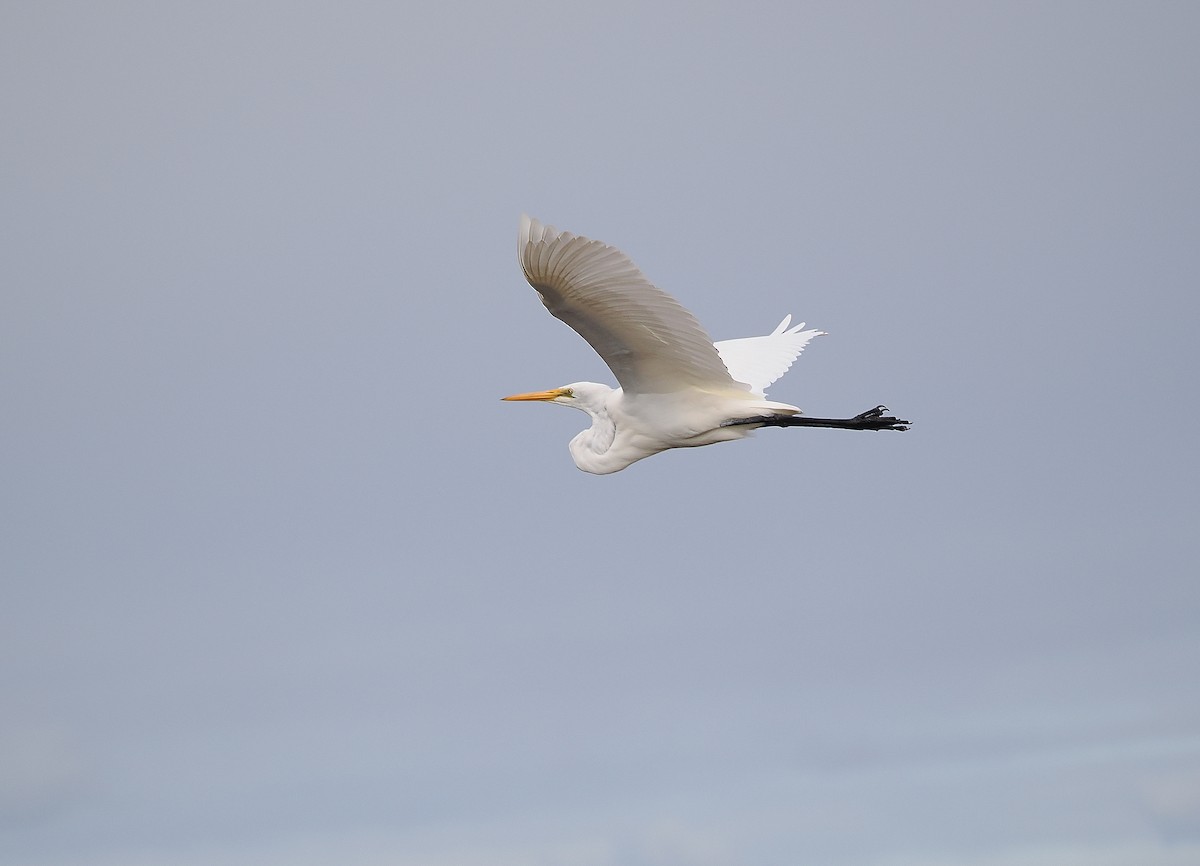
546 382 787 475
505 216 908 474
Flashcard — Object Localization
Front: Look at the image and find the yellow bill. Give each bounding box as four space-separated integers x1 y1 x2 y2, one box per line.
501 388 572 402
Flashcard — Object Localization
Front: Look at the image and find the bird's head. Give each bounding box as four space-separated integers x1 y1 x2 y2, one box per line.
502 382 610 413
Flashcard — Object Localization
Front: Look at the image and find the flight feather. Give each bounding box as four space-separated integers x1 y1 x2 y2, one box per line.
519 215 744 395
714 315 825 397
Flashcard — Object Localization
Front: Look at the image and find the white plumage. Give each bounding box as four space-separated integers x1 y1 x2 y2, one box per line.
714 314 824 397
505 215 908 474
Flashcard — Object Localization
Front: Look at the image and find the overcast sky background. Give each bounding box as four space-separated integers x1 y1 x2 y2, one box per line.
3 3 1199 865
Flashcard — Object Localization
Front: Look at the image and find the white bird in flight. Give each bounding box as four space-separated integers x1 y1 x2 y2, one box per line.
504 215 909 474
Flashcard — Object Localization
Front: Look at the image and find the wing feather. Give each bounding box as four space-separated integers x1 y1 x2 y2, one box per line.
714 315 825 396
519 215 742 395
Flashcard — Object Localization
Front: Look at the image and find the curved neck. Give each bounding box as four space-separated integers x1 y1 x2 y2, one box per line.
569 401 615 452
562 391 620 473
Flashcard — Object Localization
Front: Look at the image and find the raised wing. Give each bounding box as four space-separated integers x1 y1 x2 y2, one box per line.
519 215 744 395
714 315 824 396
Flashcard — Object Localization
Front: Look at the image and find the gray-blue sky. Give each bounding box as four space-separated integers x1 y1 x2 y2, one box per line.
3 2 1199 864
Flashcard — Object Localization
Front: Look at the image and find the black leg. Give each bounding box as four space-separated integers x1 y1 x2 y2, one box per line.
724 406 911 431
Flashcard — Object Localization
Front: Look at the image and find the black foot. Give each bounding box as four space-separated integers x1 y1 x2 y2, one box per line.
851 405 910 431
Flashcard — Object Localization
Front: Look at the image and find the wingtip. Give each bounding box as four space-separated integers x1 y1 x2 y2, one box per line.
519 214 547 264
774 315 825 337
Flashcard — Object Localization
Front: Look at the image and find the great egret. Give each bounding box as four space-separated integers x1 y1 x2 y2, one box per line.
504 215 909 474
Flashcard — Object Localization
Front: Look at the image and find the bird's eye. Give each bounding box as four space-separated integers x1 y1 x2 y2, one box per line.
564 388 574 398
